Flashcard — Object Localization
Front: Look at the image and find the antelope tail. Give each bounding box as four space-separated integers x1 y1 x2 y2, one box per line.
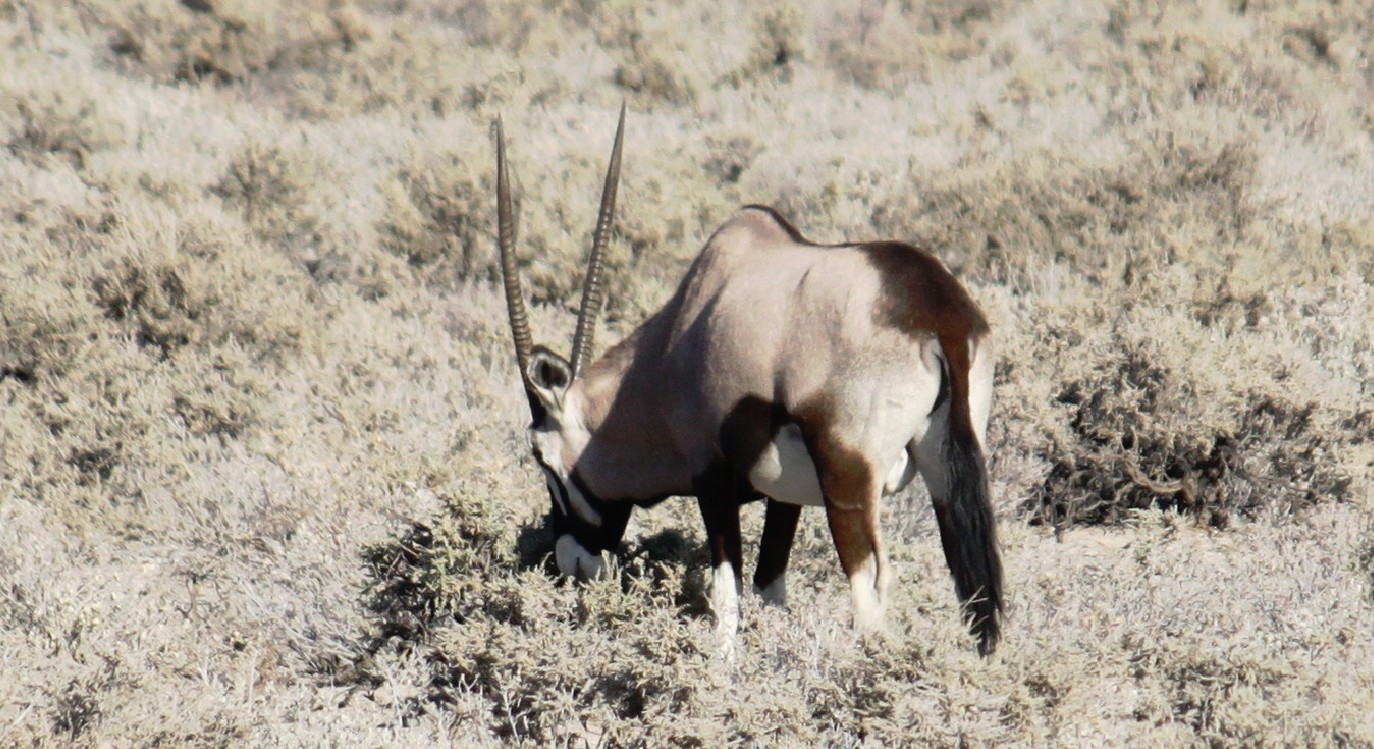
933 332 1004 656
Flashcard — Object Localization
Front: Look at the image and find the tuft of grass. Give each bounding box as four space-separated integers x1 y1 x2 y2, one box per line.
818 0 1006 90
362 488 520 640
1 80 127 170
375 143 494 286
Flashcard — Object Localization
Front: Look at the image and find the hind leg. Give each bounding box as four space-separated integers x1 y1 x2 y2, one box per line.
803 428 890 630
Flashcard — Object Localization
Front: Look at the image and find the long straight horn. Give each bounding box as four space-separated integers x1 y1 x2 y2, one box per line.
496 116 534 382
569 103 626 379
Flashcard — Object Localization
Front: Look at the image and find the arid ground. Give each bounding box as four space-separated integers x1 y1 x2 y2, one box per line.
3 0 1374 746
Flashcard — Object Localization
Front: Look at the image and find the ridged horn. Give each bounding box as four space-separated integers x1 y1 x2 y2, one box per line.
496 116 534 382
569 103 626 380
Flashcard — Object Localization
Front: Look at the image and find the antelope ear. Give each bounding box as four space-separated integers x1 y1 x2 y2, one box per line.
527 346 573 415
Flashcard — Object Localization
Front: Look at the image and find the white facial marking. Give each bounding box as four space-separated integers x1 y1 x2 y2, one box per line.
555 534 604 580
562 475 602 527
533 430 602 526
748 423 824 507
753 575 787 607
544 475 569 516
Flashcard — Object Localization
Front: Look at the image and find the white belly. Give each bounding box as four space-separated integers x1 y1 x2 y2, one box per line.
747 424 825 506
747 423 917 507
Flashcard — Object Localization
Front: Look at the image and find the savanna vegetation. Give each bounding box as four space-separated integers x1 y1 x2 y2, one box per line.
2 0 1373 746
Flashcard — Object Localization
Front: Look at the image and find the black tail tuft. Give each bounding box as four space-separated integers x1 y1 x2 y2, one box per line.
934 430 1003 655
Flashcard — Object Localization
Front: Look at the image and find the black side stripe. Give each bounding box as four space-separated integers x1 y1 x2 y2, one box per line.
930 353 951 416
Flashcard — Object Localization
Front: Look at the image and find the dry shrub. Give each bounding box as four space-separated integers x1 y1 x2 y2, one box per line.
1007 275 1367 529
0 75 128 170
376 145 491 286
873 130 1256 286
1124 631 1351 747
52 680 102 740
728 5 807 85
819 0 1006 89
47 658 144 742
425 567 712 745
457 0 599 54
1098 0 1374 149
93 251 203 356
596 3 706 105
210 139 318 246
611 46 696 106
0 274 102 382
0 199 317 533
261 21 491 118
90 205 312 361
1032 335 1353 528
4 0 1374 745
362 488 520 641
359 486 715 744
83 0 356 86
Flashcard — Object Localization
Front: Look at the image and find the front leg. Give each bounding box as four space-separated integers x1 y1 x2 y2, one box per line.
753 498 801 606
593 502 632 557
694 469 746 643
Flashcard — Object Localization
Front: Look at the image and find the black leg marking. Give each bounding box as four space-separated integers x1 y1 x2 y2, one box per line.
693 467 746 586
753 499 801 600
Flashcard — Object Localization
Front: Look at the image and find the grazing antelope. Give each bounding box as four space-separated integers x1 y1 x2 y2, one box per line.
494 107 1003 655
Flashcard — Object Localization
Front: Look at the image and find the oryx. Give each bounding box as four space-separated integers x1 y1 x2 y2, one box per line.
495 107 1003 655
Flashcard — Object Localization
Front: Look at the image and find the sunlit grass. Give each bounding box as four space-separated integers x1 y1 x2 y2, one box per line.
2 0 1372 745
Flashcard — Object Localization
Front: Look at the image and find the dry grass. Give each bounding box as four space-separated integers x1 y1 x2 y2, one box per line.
2 0 1373 745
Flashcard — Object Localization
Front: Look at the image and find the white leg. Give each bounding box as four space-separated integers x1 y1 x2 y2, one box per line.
711 560 741 634
848 553 887 631
710 559 742 661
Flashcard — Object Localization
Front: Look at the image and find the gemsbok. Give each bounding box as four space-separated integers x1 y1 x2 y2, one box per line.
494 107 1004 655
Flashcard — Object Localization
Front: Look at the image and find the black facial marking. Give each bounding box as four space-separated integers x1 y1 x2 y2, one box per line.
550 470 631 554
547 471 571 510
547 485 570 535
526 388 549 425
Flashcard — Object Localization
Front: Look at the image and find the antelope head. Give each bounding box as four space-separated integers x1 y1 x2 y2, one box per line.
495 106 625 580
